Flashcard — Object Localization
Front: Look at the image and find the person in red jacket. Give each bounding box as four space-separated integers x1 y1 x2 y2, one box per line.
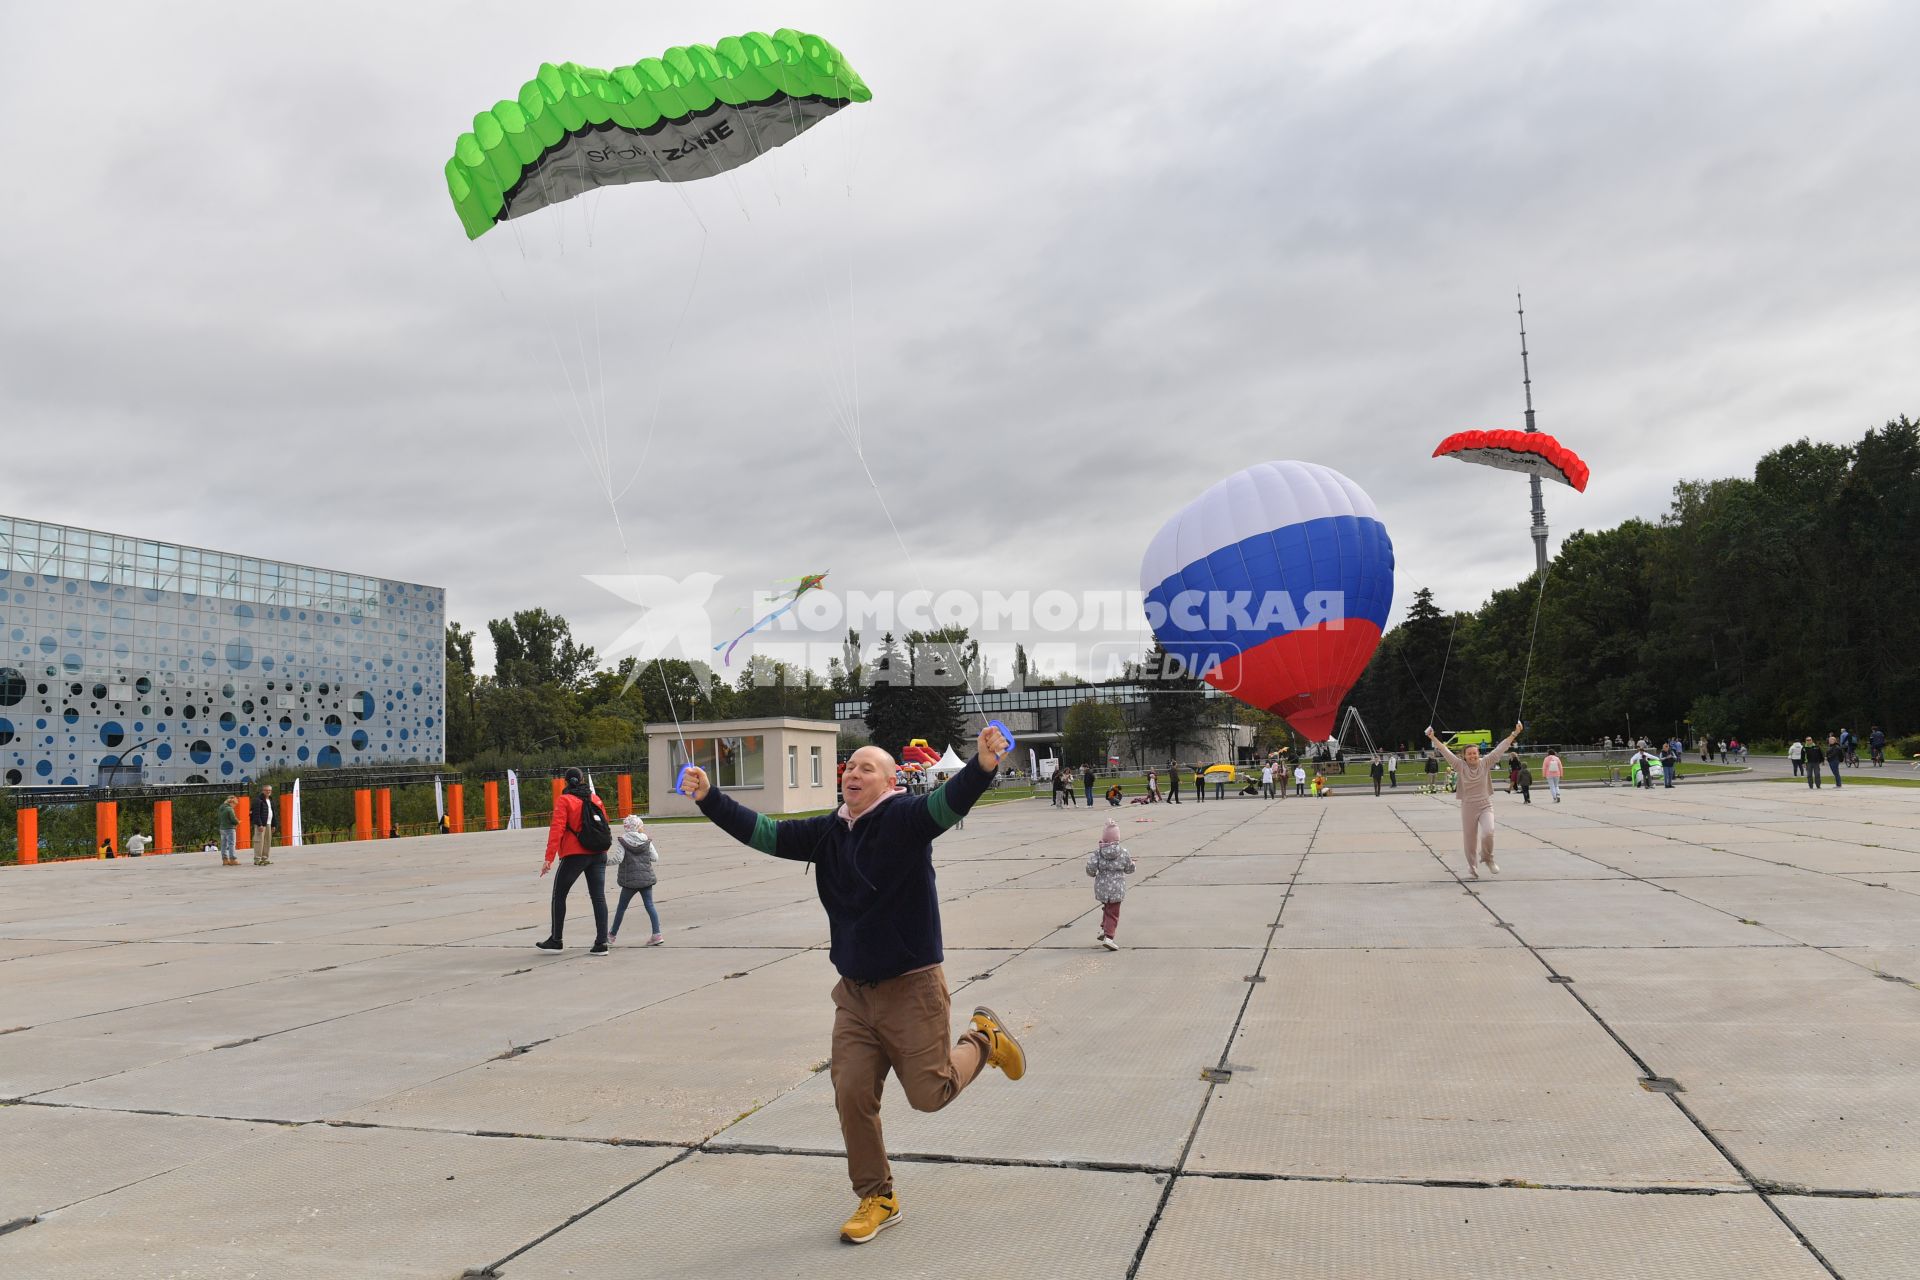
538 767 611 956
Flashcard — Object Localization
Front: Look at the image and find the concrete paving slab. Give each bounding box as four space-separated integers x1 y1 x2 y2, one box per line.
720 947 1247 1168
0 1122 673 1279
1294 850 1453 883
506 1151 1162 1280
1826 945 1920 980
0 1105 274 1224
1035 883 1285 949
1278 881 1524 949
0 941 413 1026
1192 951 1735 1185
1148 852 1307 885
933 886 1099 948
1135 1178 1830 1279
1776 1195 1920 1280
1542 945 1920 1025
1656 873 1920 947
343 951 838 1143
1473 878 1788 948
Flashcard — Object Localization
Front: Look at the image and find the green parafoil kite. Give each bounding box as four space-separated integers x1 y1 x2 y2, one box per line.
445 29 871 239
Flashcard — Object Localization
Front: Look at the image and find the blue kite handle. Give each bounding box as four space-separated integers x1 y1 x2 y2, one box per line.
675 764 697 796
986 719 1017 752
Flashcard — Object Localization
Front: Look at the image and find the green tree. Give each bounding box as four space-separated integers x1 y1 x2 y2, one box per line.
444 622 479 763
1062 698 1124 769
488 608 598 691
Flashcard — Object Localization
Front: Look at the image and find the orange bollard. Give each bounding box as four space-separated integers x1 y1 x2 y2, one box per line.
616 774 633 820
234 795 251 836
447 783 466 833
15 808 37 865
153 800 173 855
550 776 563 809
280 795 296 846
484 780 500 831
95 801 118 858
375 789 392 839
353 789 373 843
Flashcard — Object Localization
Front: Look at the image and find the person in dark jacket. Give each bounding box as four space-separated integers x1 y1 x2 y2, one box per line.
1082 763 1096 807
1194 764 1207 803
684 725 1026 1245
537 768 611 954
1805 737 1823 789
1825 735 1845 788
1166 761 1182 803
251 784 274 866
1369 755 1384 797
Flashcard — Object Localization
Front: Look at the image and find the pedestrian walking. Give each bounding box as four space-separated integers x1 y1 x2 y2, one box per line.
1387 752 1399 788
251 784 275 866
1826 735 1845 788
1082 763 1096 808
1543 748 1564 802
1805 737 1823 789
536 767 613 955
1788 739 1803 776
1427 722 1523 878
684 727 1026 1244
217 794 240 866
610 815 663 945
1515 758 1534 803
1370 755 1384 797
1166 761 1182 804
1085 817 1135 951
1293 763 1307 796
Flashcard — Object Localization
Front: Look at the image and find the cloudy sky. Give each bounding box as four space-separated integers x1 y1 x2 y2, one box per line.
4 1 1915 682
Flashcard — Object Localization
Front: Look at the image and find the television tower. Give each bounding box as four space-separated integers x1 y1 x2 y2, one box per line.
1517 294 1549 579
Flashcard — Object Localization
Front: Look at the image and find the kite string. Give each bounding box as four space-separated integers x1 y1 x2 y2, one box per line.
1516 560 1550 727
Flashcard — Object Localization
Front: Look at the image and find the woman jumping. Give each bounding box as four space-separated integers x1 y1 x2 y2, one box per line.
1426 722 1524 878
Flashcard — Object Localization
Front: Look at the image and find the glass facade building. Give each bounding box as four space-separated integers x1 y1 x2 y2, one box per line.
0 515 444 789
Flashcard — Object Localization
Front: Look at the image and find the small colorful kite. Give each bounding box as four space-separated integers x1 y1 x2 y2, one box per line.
714 572 829 665
1431 430 1591 492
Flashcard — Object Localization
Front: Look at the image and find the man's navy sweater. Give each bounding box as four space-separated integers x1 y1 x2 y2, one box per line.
696 758 994 982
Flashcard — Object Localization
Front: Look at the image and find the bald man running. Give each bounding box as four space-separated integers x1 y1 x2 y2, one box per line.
681 724 1026 1245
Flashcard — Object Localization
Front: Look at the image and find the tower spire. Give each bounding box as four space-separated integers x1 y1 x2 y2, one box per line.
1518 293 1548 578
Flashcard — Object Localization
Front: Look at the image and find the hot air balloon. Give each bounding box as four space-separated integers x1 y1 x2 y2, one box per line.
1140 462 1394 740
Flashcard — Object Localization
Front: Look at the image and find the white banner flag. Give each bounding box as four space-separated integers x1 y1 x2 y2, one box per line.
291 778 304 848
506 769 523 830
434 776 445 820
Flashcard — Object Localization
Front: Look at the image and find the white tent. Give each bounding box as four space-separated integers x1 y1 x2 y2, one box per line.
933 745 967 778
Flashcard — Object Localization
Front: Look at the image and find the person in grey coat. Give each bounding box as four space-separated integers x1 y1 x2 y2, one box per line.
1084 818 1136 952
610 815 663 944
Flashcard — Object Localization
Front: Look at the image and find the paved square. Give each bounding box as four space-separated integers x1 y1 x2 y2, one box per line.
2 779 1914 1276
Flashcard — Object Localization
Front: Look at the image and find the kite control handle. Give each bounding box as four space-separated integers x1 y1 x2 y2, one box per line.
675 764 698 797
987 719 1017 752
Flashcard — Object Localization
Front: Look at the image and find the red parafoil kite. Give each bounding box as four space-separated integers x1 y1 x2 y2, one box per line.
1432 430 1590 492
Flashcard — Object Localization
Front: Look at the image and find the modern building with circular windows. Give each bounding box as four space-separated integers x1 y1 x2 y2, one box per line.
0 515 444 789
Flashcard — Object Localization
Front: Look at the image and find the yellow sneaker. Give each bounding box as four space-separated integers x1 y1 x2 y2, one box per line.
970 1006 1026 1081
840 1194 901 1244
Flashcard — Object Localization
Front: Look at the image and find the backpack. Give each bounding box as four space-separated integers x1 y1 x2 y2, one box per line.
570 790 612 853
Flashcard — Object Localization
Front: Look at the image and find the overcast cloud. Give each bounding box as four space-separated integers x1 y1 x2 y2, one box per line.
3 1 1915 681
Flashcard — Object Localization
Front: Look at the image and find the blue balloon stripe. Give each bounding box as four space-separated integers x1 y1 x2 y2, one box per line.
1145 514 1394 661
